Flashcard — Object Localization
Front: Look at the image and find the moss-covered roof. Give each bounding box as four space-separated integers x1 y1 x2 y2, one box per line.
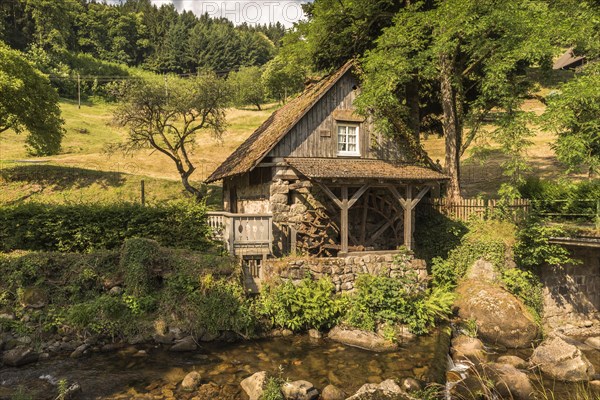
206 61 355 183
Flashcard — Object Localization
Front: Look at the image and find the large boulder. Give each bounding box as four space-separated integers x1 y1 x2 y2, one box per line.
486 363 535 400
19 287 47 309
281 380 319 400
241 371 268 400
346 380 411 400
451 335 487 364
496 355 528 370
170 336 197 352
321 384 345 400
1 347 39 367
455 279 539 348
450 363 534 400
181 371 202 391
530 336 595 382
328 326 398 352
584 336 600 350
466 259 501 282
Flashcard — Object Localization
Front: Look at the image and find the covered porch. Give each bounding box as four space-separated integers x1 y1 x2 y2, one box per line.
281 158 448 256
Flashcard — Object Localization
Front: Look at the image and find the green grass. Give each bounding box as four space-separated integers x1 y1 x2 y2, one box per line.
0 164 187 205
0 98 274 206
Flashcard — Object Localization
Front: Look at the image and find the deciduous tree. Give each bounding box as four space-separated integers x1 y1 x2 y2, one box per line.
113 74 231 199
358 0 554 201
0 42 64 155
228 66 266 110
543 63 600 177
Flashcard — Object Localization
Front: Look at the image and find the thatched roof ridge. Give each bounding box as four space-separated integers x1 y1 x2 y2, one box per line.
206 61 356 183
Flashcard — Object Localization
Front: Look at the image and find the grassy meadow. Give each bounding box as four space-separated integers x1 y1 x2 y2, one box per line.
0 99 277 206
0 85 583 205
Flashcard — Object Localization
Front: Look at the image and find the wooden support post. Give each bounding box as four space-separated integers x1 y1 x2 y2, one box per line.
360 194 369 244
404 184 413 250
388 184 432 251
316 182 369 254
290 225 297 255
77 73 81 109
340 186 349 255
140 179 145 206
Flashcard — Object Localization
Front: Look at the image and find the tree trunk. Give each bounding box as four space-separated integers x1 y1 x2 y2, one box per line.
256 103 262 111
439 52 462 203
406 80 421 145
180 171 203 201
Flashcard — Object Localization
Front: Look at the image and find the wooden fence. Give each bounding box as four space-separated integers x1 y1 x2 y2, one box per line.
423 198 531 222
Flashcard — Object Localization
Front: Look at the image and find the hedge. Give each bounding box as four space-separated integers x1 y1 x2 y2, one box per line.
0 200 212 252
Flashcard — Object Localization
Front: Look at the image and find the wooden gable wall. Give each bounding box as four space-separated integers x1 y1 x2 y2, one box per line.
267 71 410 162
267 72 369 159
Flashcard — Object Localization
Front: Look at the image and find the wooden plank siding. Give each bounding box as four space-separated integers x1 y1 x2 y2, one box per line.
268 73 373 159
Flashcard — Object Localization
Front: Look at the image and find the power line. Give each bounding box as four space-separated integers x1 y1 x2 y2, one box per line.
46 65 246 81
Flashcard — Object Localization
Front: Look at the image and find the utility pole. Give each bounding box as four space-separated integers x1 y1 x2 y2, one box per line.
77 73 81 109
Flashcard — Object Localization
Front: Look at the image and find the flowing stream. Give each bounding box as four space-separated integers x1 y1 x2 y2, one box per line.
0 331 450 399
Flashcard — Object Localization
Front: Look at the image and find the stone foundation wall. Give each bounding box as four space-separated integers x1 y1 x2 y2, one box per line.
269 179 326 256
262 253 428 293
541 245 600 330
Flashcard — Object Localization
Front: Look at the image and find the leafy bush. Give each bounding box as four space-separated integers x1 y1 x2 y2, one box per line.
414 208 468 264
257 277 346 332
65 294 149 337
344 274 455 336
0 200 212 252
120 238 161 297
260 377 284 400
500 268 543 320
431 239 506 287
429 219 512 287
514 220 576 268
519 177 600 223
0 245 234 339
161 273 255 337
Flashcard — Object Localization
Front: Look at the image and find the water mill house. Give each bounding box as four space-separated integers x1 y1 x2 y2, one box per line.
206 61 448 291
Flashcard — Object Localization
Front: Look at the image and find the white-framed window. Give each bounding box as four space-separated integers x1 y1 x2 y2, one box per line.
337 123 360 156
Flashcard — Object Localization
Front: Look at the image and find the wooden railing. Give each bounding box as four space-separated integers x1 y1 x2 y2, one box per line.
423 198 531 222
207 212 273 256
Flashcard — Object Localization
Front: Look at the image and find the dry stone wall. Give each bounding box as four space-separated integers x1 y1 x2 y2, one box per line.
541 245 600 331
262 253 428 293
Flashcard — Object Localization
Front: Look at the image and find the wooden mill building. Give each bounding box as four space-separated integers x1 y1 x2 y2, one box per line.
206 61 447 259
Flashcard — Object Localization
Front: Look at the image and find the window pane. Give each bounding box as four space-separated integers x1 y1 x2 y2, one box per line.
338 143 345 152
348 144 356 151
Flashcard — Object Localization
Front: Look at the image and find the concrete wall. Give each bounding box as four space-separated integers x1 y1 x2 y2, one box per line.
262 252 428 293
541 245 600 331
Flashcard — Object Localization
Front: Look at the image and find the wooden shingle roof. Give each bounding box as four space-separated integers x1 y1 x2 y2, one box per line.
286 158 448 181
206 61 355 183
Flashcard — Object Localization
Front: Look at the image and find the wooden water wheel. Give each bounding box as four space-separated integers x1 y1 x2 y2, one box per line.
294 208 339 257
348 190 404 249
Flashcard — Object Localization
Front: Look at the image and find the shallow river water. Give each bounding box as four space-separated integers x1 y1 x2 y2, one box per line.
0 332 449 399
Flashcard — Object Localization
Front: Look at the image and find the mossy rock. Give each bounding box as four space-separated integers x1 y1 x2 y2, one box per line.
19 287 48 309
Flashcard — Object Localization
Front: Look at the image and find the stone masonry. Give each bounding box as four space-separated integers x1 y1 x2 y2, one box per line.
262 252 428 293
541 245 600 331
